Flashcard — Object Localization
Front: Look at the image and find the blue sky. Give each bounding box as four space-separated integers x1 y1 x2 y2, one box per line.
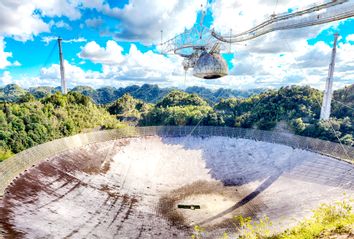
0 0 353 90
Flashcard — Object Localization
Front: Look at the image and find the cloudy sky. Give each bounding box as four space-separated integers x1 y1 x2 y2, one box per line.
0 0 353 90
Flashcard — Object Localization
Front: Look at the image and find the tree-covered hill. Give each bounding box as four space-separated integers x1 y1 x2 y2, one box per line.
107 94 152 124
1 84 353 161
0 84 27 102
185 86 265 103
140 91 221 126
333 84 354 105
29 86 60 99
0 84 265 105
0 92 123 161
108 85 353 146
332 84 354 119
215 86 323 129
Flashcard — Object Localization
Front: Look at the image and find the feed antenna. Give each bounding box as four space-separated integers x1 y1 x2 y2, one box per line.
160 0 354 79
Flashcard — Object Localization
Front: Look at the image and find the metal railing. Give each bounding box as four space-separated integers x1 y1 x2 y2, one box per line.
0 126 353 197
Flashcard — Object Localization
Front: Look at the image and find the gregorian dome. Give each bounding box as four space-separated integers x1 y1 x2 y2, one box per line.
193 51 228 79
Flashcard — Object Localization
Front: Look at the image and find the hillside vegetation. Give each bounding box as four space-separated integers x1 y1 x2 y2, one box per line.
110 85 351 146
1 84 353 161
0 92 123 161
191 198 354 239
0 84 264 104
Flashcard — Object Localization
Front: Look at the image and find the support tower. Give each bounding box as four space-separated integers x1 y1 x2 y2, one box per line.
58 37 67 94
320 33 339 120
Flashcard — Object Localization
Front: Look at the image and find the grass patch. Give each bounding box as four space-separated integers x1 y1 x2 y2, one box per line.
271 198 354 239
191 198 354 239
0 148 13 162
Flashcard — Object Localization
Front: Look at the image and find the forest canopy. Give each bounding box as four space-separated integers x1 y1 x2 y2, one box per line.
1 84 353 161
0 92 123 161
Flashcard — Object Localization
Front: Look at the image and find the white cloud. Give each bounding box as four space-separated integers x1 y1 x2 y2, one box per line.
212 0 322 34
210 0 346 56
25 40 185 88
51 20 72 30
226 38 354 90
0 62 97 88
0 71 12 85
1 40 185 89
296 41 332 68
41 36 58 45
206 0 354 90
1 0 353 91
42 36 87 45
211 0 339 56
100 44 182 81
13 61 21 67
0 37 12 69
33 0 82 20
78 40 125 65
39 60 101 86
35 59 182 89
0 1 49 41
0 37 21 69
346 34 354 42
78 0 107 10
63 38 87 44
0 0 108 41
7 35 352 90
102 0 207 43
78 40 184 77
85 17 103 29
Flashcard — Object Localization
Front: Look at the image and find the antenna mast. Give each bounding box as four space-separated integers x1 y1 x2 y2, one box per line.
58 37 67 94
320 33 339 120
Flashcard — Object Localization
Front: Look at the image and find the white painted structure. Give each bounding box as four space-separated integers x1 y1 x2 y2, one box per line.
320 33 339 120
58 37 67 94
1 136 353 238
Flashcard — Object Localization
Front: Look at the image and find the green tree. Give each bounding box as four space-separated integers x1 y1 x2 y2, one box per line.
0 92 123 161
156 90 208 108
291 118 306 133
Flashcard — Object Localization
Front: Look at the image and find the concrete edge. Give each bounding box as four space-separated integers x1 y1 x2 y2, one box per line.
0 126 353 198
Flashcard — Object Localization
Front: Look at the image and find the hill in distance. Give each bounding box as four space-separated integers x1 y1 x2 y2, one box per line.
0 84 266 104
1 83 353 162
